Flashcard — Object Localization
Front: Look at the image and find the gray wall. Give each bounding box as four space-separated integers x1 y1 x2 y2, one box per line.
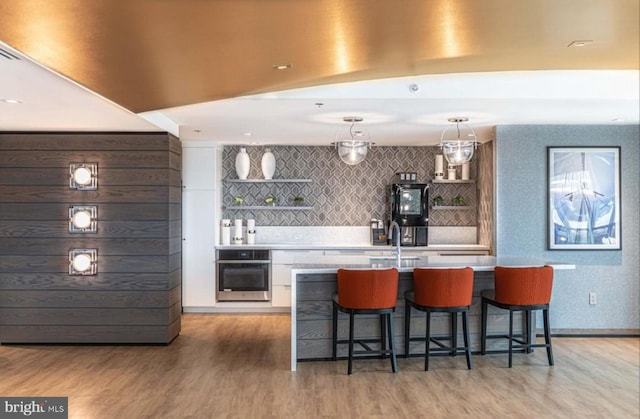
495 125 639 331
222 145 479 227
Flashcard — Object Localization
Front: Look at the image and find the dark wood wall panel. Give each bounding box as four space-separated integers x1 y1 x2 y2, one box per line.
0 132 181 344
0 270 181 291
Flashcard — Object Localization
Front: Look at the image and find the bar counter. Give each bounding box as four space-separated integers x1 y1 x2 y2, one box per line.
289 256 575 371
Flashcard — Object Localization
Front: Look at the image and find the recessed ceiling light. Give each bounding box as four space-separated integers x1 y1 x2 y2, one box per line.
272 64 292 70
243 132 253 136
2 99 21 104
193 129 201 133
568 40 594 47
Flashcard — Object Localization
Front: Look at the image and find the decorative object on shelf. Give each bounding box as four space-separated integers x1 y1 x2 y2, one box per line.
68 248 98 275
246 219 256 245
332 116 374 165
261 148 276 179
233 219 243 244
452 195 466 206
69 162 98 190
235 147 250 180
461 162 470 180
440 117 478 166
434 154 444 180
264 195 276 206
221 219 231 245
432 195 444 207
234 195 244 205
447 164 457 180
293 196 304 206
68 205 98 233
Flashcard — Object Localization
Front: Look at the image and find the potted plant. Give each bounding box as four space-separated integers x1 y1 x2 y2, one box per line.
293 196 304 206
234 195 244 205
432 195 444 207
264 195 276 206
452 195 465 206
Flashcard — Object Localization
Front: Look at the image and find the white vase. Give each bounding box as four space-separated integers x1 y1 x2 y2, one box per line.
235 148 250 180
461 162 470 180
261 148 276 179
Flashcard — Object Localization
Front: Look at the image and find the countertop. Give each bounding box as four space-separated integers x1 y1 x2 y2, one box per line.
289 255 576 273
215 243 490 251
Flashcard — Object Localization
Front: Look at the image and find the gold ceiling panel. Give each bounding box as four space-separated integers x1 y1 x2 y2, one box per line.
0 0 637 113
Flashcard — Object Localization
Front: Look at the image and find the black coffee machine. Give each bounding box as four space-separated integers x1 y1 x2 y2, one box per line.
389 183 429 246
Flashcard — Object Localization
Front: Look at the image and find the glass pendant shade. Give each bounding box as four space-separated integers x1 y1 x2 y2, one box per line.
440 117 478 166
336 141 369 165
333 116 373 165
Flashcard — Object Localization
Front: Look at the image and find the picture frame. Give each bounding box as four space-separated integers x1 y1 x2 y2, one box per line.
547 146 621 250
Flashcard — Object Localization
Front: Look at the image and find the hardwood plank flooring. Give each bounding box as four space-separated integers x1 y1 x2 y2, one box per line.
0 314 638 418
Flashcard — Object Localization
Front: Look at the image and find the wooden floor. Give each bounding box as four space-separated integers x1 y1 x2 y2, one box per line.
0 314 638 419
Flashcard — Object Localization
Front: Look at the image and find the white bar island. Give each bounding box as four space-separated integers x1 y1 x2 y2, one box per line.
289 256 575 371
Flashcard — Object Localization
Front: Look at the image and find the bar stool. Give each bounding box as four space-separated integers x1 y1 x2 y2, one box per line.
332 268 399 375
404 267 474 371
480 265 554 368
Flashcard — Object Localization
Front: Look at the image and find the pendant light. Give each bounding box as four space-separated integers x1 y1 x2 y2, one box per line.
440 117 478 166
333 116 374 165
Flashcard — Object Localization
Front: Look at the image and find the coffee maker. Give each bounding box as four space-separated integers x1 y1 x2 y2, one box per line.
389 183 429 246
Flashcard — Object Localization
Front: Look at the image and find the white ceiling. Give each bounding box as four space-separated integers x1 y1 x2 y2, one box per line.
1 41 638 146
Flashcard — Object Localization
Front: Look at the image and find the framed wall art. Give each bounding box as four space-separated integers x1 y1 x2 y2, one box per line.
548 146 621 250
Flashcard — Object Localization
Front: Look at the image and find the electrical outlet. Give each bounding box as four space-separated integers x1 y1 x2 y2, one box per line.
589 292 597 305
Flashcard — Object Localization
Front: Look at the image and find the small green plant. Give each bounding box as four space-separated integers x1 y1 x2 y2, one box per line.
293 196 304 206
234 195 244 205
452 195 465 206
432 195 444 206
264 195 276 205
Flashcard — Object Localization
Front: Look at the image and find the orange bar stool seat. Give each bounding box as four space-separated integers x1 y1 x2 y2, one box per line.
481 265 554 368
332 268 399 375
404 267 474 371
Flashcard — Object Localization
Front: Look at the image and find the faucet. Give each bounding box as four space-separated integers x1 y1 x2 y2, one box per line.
388 221 401 267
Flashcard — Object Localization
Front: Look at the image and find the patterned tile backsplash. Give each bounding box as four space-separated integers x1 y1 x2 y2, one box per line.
222 145 479 227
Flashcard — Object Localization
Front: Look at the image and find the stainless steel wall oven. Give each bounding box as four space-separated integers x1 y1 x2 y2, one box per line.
216 249 271 302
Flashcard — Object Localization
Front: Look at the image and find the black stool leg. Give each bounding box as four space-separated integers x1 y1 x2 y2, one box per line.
508 310 514 368
462 310 472 369
424 310 431 371
332 301 338 361
525 310 532 353
481 298 488 355
347 312 355 375
404 302 411 358
380 314 387 359
451 312 458 357
543 308 554 366
387 312 397 373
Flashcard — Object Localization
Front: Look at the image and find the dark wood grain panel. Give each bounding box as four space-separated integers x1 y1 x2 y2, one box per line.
0 168 174 186
0 271 179 291
0 238 178 256
0 307 174 325
0 221 172 238
0 203 174 220
0 255 178 273
0 150 170 168
0 186 170 203
0 324 178 343
168 135 181 155
0 289 176 308
0 132 172 151
0 132 180 344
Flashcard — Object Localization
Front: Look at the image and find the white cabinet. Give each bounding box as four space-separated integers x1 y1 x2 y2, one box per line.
182 144 219 308
271 250 325 308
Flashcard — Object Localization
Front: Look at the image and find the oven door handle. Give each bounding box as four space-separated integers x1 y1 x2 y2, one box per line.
217 260 271 264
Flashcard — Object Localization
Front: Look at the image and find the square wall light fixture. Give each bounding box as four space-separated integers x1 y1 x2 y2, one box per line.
68 205 98 233
69 248 98 275
69 163 98 190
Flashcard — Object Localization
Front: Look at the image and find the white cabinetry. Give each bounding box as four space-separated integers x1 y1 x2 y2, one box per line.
271 250 325 308
182 143 220 309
